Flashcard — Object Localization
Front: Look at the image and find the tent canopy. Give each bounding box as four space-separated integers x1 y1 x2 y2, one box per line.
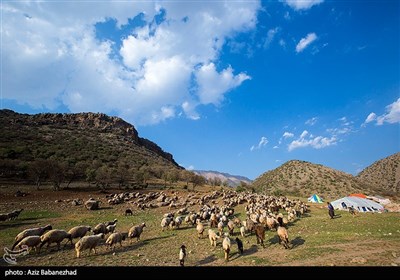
349 193 367 199
331 196 384 213
308 194 323 203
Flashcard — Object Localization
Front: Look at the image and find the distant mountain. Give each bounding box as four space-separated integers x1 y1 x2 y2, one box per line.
251 160 367 199
193 170 252 187
357 152 400 195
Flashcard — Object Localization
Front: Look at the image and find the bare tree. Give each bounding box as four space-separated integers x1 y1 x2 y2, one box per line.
27 159 49 190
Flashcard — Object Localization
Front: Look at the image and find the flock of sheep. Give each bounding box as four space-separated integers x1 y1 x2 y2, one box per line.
10 219 147 259
158 190 308 262
6 189 309 265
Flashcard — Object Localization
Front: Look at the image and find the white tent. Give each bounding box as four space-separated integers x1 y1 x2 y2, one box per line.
331 196 384 213
367 195 391 205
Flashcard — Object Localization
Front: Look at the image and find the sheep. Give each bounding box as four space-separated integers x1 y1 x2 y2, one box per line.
240 226 246 238
196 219 204 239
222 234 231 262
67 226 91 245
254 224 265 248
161 217 172 231
12 224 53 250
75 233 104 258
106 224 117 234
209 213 218 228
105 219 118 227
93 223 107 234
227 220 235 236
0 213 9 221
125 209 133 216
8 209 23 220
128 222 146 242
217 221 224 236
14 236 41 253
277 217 290 249
39 229 72 251
105 232 128 250
174 216 183 229
208 229 220 247
179 244 187 266
235 237 244 254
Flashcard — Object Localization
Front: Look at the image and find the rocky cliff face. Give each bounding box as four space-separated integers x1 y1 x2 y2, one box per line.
0 109 179 167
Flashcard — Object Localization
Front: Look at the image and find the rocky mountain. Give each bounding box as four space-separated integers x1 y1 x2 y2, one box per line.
356 152 400 195
0 109 182 183
251 160 368 199
193 170 252 187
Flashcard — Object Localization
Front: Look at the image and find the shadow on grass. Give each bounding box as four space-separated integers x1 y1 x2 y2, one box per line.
291 236 305 249
0 218 42 231
268 235 280 245
243 244 258 256
197 254 218 265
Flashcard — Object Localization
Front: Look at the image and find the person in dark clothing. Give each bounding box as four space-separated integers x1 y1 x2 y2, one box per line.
327 202 335 219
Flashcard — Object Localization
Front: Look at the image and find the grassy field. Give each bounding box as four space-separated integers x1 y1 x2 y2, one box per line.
0 185 399 267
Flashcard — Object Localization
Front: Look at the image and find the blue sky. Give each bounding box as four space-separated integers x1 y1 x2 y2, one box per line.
1 0 399 180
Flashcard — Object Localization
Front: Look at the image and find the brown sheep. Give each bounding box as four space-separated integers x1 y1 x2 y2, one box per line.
277 217 290 249
254 224 265 248
12 224 52 250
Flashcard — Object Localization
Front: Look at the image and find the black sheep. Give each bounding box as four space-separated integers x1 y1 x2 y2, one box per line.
235 237 243 254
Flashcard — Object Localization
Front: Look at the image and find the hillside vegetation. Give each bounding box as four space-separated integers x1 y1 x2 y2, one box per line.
251 160 377 200
0 109 207 190
357 152 400 196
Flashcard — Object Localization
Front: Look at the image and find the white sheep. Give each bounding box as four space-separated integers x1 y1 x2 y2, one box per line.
196 219 204 239
161 217 171 231
240 226 246 238
208 229 220 247
222 234 231 261
128 222 146 242
105 232 128 250
75 233 104 258
15 236 41 253
106 224 117 234
12 224 52 250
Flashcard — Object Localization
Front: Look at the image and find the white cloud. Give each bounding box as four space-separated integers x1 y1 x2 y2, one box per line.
2 1 260 126
273 146 279 149
196 63 250 106
300 130 309 139
250 136 269 151
264 27 280 48
282 132 294 139
282 0 324 11
296 33 317 53
363 98 400 126
364 112 377 124
305 117 318 126
288 135 337 151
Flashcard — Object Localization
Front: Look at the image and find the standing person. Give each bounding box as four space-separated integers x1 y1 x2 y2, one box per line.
179 244 186 266
327 202 335 219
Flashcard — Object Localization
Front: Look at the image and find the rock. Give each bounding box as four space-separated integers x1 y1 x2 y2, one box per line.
84 198 100 210
112 252 116 256
351 257 367 264
391 263 398 266
392 252 397 258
